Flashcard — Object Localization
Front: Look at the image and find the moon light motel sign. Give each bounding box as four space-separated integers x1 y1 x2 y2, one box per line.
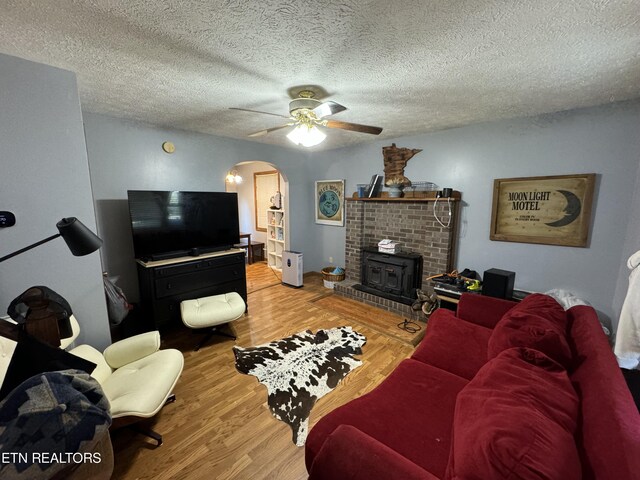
490 174 596 247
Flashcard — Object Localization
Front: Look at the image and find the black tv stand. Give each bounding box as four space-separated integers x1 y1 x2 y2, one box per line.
136 249 247 331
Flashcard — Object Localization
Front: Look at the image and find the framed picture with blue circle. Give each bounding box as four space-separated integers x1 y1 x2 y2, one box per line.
315 179 345 226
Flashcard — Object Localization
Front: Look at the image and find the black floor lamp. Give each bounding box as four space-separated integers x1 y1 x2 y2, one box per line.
0 217 102 264
0 217 103 346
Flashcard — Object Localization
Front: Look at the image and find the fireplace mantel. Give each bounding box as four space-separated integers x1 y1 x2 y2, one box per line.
347 190 461 202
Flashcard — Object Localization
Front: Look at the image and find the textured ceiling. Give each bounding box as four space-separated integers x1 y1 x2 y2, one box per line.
1 0 639 151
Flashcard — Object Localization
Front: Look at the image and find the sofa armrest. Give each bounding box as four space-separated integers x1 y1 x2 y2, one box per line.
456 293 516 329
103 331 160 369
309 424 439 480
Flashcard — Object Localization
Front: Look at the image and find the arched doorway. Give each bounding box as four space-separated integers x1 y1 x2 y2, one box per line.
225 161 289 281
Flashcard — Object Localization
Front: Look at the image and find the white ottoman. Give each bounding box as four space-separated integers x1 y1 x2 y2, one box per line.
180 292 246 350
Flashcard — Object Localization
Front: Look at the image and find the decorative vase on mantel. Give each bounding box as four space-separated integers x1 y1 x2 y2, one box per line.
388 184 404 198
385 175 411 198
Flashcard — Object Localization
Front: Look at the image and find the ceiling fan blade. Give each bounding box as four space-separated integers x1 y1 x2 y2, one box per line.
229 107 291 120
324 120 383 135
312 101 347 118
248 124 292 137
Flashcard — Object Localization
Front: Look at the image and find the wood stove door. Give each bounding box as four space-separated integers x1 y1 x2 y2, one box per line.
365 261 384 290
365 260 405 295
381 263 404 295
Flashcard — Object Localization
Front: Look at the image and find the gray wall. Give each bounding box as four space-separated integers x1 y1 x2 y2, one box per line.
83 98 639 332
0 53 111 349
6 53 637 344
308 101 640 328
83 113 310 302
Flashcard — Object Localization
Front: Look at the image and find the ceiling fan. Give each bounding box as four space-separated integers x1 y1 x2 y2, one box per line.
230 90 383 147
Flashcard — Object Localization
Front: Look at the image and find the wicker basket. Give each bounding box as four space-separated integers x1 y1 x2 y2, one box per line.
321 267 345 283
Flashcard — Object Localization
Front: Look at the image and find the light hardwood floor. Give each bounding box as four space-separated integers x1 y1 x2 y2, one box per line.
111 262 415 480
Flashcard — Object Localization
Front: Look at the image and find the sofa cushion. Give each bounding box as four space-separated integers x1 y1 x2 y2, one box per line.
456 293 516 329
306 358 468 479
445 347 581 480
508 293 567 324
413 308 492 380
488 293 572 369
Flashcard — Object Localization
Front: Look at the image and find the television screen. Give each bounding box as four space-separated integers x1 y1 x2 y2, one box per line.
127 190 240 260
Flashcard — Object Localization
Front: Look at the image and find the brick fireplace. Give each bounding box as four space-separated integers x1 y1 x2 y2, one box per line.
335 196 459 317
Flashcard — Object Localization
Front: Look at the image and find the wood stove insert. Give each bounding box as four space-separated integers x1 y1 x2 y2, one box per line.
353 248 423 305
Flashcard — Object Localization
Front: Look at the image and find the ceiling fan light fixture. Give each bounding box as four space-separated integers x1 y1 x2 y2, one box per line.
287 124 326 147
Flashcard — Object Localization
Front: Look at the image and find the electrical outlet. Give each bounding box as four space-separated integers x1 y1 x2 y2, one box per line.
329 256 334 264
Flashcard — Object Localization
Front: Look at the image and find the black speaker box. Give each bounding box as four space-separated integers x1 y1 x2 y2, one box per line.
482 268 515 299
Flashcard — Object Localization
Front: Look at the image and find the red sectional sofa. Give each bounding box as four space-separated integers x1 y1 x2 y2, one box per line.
305 293 640 480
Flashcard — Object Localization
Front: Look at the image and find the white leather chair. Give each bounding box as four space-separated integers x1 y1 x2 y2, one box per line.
69 325 184 445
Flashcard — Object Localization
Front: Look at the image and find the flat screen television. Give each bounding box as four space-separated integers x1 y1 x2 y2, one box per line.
127 190 240 261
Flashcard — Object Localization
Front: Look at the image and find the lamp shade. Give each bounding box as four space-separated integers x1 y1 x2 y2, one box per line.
56 217 103 256
287 124 326 147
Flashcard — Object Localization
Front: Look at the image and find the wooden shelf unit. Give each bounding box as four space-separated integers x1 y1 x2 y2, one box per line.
266 209 285 270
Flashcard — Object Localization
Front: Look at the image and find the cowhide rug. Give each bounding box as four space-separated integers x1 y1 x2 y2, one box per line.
233 326 366 446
